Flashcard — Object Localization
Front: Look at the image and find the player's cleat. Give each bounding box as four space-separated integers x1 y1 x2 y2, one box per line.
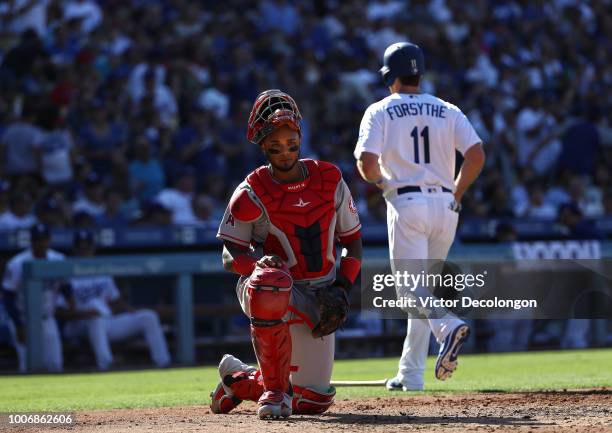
386 376 423 391
210 354 258 414
435 324 470 381
257 391 292 420
386 377 404 391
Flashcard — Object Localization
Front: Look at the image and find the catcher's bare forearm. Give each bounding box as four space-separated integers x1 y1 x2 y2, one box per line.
454 143 485 203
222 241 256 275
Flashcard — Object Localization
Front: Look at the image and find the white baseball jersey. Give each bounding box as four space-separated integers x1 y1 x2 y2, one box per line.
68 276 121 316
2 249 65 319
354 93 481 192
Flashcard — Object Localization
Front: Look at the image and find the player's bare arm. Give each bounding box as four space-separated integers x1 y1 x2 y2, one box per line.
222 241 256 274
356 151 385 189
454 143 486 203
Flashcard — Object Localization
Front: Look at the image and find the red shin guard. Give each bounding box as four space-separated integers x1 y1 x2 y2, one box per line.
247 266 293 395
251 321 292 394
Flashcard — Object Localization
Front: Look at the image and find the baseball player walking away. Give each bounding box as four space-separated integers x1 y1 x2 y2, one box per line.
354 42 485 391
210 89 362 419
1 224 67 372
59 230 170 370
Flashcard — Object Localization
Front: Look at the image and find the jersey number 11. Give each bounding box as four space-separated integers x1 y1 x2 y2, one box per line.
411 126 430 164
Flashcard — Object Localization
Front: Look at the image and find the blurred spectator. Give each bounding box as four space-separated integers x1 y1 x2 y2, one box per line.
37 105 75 188
0 0 607 234
557 109 601 176
63 0 102 34
132 68 177 129
367 0 404 21
487 183 514 218
0 193 36 229
0 0 50 37
192 192 221 224
259 0 302 36
0 29 45 80
522 181 557 219
127 59 166 104
132 200 172 227
72 172 106 218
98 188 133 227
585 164 610 217
156 169 197 225
72 210 96 228
45 19 81 66
77 101 127 179
557 203 601 240
566 175 603 217
174 3 205 38
514 93 562 176
170 108 225 181
128 136 165 203
35 195 69 228
0 99 43 181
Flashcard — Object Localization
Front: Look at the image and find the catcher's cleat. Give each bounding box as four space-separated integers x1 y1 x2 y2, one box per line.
257 391 292 420
210 354 258 414
435 323 470 381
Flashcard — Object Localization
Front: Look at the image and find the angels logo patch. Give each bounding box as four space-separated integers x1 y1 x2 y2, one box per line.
349 197 357 214
225 214 235 227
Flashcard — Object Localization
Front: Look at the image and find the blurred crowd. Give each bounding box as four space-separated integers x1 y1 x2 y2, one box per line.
0 0 610 233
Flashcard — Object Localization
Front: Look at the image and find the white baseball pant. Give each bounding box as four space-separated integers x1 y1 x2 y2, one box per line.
386 188 463 390
11 317 63 373
64 309 171 370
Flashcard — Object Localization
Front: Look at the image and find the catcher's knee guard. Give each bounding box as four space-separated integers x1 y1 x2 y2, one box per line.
248 266 292 320
292 385 336 414
248 266 293 395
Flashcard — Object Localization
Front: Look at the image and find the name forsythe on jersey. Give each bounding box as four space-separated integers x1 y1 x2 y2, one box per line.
386 102 446 120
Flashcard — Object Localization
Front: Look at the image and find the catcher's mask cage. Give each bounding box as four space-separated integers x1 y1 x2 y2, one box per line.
247 89 302 144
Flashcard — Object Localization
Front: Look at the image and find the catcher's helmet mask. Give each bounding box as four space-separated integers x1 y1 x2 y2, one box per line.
247 90 302 145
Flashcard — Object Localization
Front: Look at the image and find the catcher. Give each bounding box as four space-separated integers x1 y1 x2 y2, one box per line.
210 90 362 419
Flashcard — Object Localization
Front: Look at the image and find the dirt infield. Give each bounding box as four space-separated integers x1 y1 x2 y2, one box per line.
11 389 612 433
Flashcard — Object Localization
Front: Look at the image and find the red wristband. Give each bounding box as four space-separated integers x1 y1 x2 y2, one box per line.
339 256 361 284
233 255 257 276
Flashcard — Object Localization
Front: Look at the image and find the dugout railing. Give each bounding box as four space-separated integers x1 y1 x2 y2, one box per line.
22 241 612 372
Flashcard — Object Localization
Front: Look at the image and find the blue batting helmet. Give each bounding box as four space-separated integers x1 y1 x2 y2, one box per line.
379 42 425 87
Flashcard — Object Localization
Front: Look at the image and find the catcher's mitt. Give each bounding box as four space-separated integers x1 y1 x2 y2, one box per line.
312 284 349 338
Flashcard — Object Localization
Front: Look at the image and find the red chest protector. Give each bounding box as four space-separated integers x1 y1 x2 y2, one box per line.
247 159 341 281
